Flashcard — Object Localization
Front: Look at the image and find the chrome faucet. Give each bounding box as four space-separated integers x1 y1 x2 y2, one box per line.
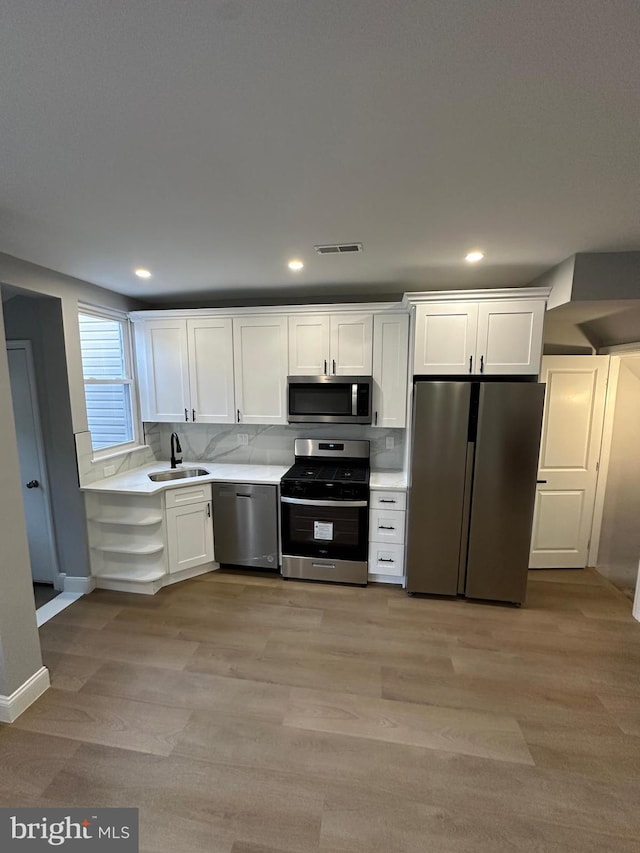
170 432 182 469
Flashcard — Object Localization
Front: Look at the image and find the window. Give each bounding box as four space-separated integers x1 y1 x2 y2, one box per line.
78 306 139 453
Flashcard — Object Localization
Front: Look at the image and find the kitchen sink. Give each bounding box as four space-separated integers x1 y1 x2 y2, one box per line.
148 468 210 482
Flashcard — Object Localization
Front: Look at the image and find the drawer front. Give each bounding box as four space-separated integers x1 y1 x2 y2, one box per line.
164 483 213 509
369 508 405 545
368 542 405 576
370 490 406 511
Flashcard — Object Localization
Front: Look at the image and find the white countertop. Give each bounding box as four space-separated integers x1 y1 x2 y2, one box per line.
370 471 408 490
82 461 409 496
82 461 291 495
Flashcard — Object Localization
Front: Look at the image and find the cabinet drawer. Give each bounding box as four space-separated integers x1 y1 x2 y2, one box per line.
369 490 406 511
368 542 405 576
164 483 212 509
369 508 405 545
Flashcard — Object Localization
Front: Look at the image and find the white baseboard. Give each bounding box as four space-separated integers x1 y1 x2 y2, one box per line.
0 666 50 723
62 574 96 594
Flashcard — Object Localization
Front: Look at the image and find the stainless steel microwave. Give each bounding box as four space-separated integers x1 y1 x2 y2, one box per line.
287 376 373 424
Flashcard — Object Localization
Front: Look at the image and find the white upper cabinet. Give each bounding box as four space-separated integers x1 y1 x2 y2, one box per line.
372 313 409 428
414 298 545 376
476 300 545 375
135 318 235 423
330 314 373 375
136 319 190 422
288 313 373 376
233 315 288 424
187 317 235 423
288 315 331 375
414 303 479 375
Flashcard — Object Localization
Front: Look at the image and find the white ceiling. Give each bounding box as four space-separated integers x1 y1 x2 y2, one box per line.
1 1 639 303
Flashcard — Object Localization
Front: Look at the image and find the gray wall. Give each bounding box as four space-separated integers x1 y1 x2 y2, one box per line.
0 253 146 698
598 357 640 595
0 300 43 696
3 295 90 577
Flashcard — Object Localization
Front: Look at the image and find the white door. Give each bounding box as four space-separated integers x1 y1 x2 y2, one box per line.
529 356 609 568
187 317 235 423
476 300 545 376
329 314 373 375
166 501 214 573
288 315 330 375
135 320 190 422
372 313 409 428
413 302 478 375
233 315 288 424
7 342 59 584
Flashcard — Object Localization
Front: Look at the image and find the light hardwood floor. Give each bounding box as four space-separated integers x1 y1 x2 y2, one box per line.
2 568 640 852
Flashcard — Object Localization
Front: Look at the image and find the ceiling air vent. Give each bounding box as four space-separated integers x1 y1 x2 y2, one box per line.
314 243 363 255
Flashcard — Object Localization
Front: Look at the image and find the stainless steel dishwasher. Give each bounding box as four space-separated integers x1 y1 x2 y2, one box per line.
211 483 279 569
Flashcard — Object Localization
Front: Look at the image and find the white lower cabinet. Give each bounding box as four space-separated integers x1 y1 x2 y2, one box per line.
166 501 214 573
85 484 216 593
368 490 406 582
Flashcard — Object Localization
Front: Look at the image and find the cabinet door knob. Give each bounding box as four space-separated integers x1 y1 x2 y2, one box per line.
26 480 40 489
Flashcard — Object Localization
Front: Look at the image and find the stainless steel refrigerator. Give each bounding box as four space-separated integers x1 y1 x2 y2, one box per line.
406 381 545 605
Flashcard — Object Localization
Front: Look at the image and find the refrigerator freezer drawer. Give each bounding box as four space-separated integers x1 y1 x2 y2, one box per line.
368 542 405 576
369 508 405 545
370 490 407 511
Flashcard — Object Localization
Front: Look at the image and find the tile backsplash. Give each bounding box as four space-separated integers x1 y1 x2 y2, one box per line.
146 422 405 470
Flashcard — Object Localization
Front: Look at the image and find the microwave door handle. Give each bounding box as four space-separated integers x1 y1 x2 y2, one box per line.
352 384 358 416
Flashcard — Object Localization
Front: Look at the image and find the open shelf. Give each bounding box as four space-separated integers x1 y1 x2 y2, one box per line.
97 569 166 583
90 543 165 556
88 515 163 527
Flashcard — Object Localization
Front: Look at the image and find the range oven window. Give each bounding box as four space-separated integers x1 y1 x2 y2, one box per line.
281 501 369 561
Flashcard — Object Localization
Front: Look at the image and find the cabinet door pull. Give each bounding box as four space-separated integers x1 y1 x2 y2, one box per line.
469 355 473 373
378 525 395 530
332 359 336 374
379 498 396 503
185 408 189 421
536 479 548 484
207 502 211 518
324 359 327 375
237 409 241 423
480 355 484 373
374 411 378 426
379 557 395 563
192 409 196 422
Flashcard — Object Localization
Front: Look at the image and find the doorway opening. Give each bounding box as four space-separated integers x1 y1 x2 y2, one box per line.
2 285 88 624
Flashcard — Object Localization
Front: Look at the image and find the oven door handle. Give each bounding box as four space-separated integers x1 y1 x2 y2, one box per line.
281 497 368 508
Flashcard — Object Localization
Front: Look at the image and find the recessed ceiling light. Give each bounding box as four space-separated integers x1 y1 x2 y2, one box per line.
465 251 484 263
288 259 304 271
134 268 152 279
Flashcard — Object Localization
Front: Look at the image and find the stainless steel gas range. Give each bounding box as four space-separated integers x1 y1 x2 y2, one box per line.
280 439 370 585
